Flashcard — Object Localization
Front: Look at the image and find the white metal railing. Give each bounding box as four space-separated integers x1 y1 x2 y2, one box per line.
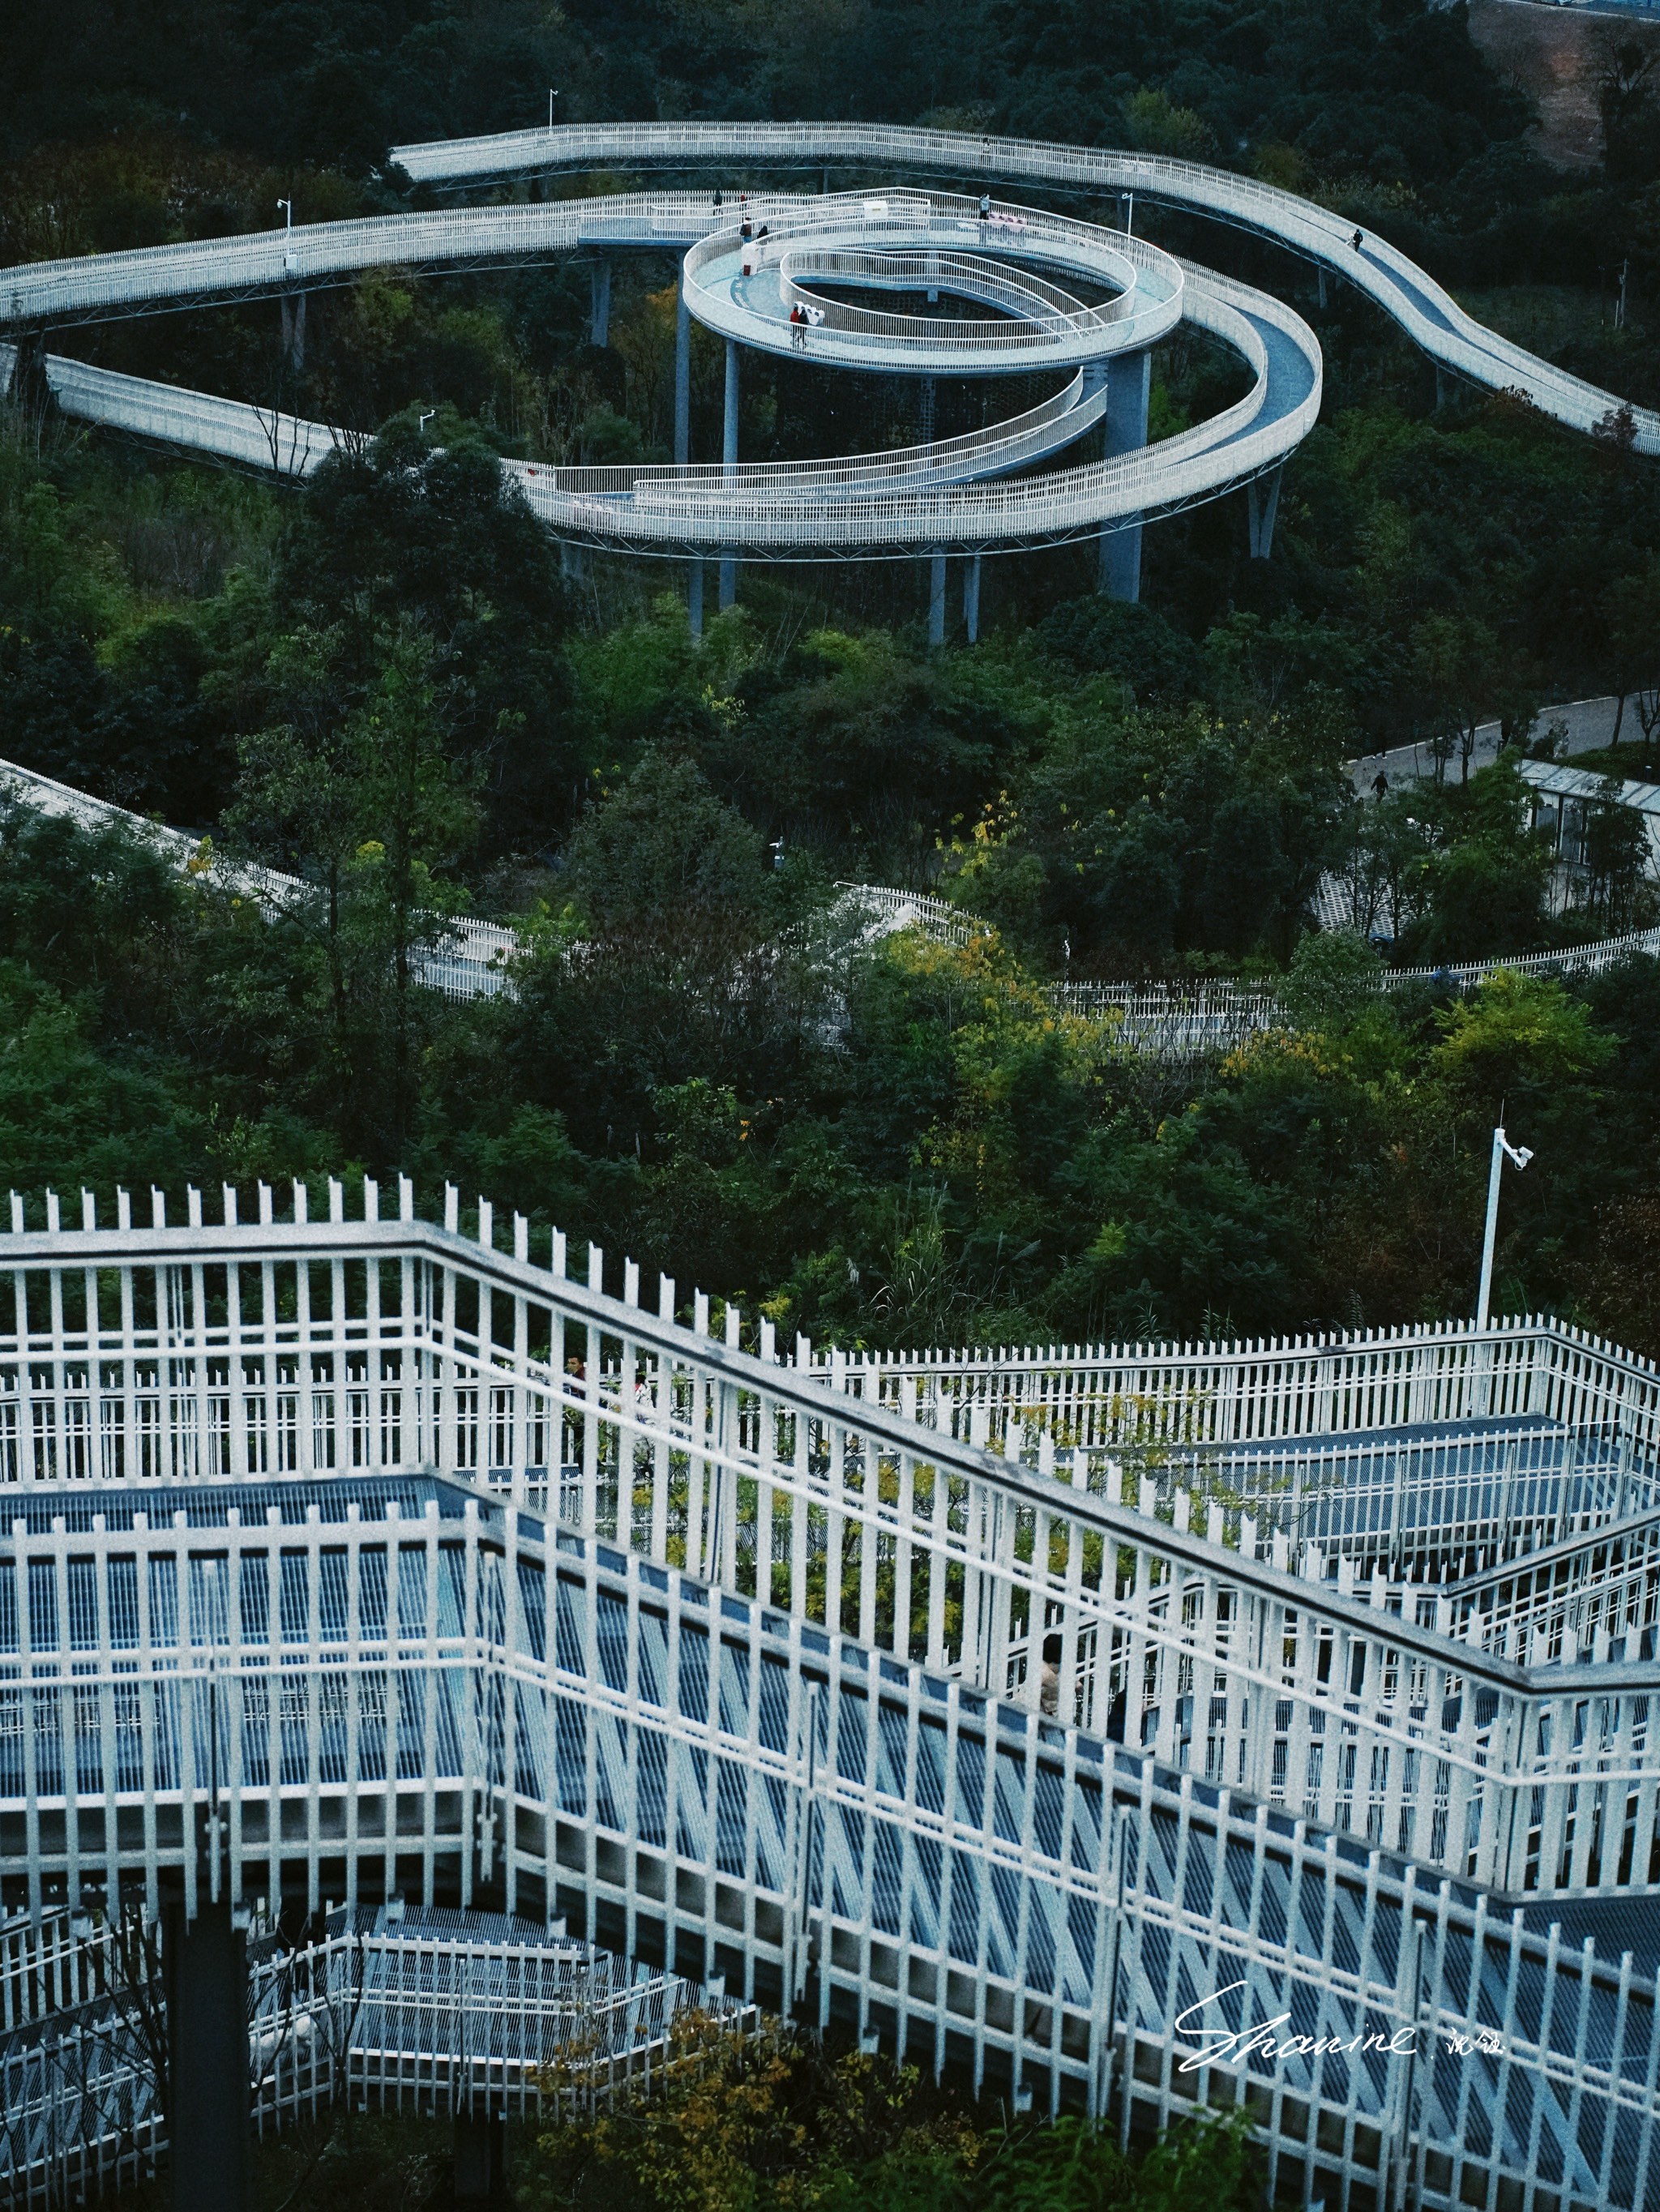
386 121 1660 455
680 195 1184 376
526 373 1100 497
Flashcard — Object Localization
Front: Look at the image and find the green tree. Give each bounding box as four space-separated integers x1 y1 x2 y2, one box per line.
229 626 480 1154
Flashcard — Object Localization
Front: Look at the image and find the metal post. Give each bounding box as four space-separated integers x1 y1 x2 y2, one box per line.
166 1902 250 2212
1247 464 1282 561
1317 265 1328 310
1099 348 1150 603
674 289 691 466
963 554 982 644
676 289 697 622
279 291 306 374
589 259 611 348
927 550 948 647
720 340 739 610
1476 1124 1531 1333
453 2107 506 2208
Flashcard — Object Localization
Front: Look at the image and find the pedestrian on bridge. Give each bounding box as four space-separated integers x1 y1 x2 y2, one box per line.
1352 228 1364 252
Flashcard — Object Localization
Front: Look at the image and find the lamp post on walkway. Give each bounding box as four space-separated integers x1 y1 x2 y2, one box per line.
1474 1123 1533 1332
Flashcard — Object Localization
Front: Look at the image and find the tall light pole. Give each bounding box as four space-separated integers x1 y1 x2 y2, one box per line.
276 197 292 232
1475 1123 1533 1332
549 88 559 130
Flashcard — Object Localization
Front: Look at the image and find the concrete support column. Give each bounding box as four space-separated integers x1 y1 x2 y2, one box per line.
589 259 612 348
1099 346 1150 603
928 550 948 647
453 2107 507 2208
1247 465 1283 561
279 291 306 374
918 375 936 443
1316 264 1328 310
963 553 982 644
166 1903 250 2212
6 330 50 412
688 558 704 637
719 339 740 611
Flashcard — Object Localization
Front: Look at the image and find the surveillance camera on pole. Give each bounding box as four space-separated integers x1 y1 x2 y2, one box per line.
1475 1123 1532 1332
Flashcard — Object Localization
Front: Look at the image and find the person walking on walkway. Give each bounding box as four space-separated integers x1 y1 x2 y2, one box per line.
1352 227 1364 252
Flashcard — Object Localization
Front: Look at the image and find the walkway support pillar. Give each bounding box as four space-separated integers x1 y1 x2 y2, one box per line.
1316 265 1328 310
454 2107 507 2207
6 330 51 413
1246 465 1282 561
720 339 740 610
1099 347 1150 603
674 289 691 466
928 550 948 647
963 554 982 644
166 1902 250 2212
279 290 306 374
676 289 700 626
589 259 612 348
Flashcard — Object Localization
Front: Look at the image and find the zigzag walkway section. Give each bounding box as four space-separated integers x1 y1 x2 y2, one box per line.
0 1184 1657 2209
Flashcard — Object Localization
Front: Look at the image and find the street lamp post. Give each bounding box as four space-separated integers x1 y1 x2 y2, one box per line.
1474 1123 1533 1332
549 88 559 130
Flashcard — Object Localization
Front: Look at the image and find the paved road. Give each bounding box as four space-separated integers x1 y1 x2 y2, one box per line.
1347 696 1623 794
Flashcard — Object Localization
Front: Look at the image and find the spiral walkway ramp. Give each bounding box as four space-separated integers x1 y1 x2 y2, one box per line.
0 1181 1658 2210
0 119 1650 605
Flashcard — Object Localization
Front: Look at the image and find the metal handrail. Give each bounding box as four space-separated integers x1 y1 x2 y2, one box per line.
681 199 1180 371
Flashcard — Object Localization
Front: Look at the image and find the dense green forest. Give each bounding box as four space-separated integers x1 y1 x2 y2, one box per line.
3 0 1660 1355
134 2017 1256 2210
